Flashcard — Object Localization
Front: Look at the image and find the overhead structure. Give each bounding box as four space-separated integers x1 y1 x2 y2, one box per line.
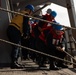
12 0 67 7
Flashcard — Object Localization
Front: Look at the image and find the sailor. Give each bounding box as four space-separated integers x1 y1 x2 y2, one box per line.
37 10 57 37
46 24 68 70
31 11 57 66
7 4 34 68
29 19 39 61
36 21 68 69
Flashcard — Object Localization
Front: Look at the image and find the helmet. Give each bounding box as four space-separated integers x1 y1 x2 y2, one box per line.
47 9 52 14
34 20 39 23
50 11 57 18
25 4 34 12
53 25 63 30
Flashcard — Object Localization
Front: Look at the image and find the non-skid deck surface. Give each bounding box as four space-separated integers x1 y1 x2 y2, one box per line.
0 60 76 75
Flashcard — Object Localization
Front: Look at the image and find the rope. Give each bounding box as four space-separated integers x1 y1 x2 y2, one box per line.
0 7 76 30
0 38 76 65
64 50 76 61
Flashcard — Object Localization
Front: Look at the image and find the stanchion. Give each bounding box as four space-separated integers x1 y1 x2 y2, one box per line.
61 50 76 68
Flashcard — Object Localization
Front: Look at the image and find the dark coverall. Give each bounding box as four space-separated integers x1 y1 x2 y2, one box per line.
36 26 66 68
7 11 30 68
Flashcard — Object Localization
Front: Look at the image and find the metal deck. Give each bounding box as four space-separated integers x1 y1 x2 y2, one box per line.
0 59 76 75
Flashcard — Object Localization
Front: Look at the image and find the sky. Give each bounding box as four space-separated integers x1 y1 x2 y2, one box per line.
42 0 76 27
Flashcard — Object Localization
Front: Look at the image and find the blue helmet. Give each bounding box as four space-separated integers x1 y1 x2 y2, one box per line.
50 11 57 18
25 4 34 12
53 25 63 30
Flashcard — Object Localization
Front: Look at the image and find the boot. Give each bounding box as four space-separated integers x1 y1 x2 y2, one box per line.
56 61 68 68
49 61 59 70
38 56 47 68
11 61 24 69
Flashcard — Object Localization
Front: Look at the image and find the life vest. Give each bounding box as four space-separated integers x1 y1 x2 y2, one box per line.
41 14 53 29
39 26 53 44
49 28 64 45
31 23 37 37
39 26 64 45
10 10 29 33
50 28 64 39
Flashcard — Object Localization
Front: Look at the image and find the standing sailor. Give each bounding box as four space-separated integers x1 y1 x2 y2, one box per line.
7 4 34 68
